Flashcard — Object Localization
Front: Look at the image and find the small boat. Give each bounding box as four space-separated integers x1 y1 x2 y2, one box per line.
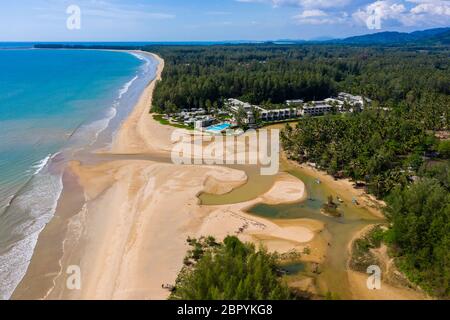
315 179 321 184
337 197 344 203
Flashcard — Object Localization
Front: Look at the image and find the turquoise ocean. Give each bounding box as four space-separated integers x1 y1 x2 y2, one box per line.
0 49 158 299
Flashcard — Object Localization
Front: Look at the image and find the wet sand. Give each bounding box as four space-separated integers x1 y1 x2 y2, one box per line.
13 159 316 299
12 52 320 300
111 52 177 155
12 51 425 300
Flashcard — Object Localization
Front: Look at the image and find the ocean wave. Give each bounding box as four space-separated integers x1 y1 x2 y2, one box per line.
0 102 119 301
77 107 118 147
118 75 138 100
0 166 63 300
0 99 120 301
60 71 142 151
0 51 156 300
30 154 52 175
129 52 152 73
129 52 148 63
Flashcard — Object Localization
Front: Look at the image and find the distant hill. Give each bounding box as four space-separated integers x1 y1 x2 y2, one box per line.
423 29 450 45
333 27 450 45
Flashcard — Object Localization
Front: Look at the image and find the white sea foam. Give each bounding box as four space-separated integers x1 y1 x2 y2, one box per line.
129 52 152 72
62 66 143 152
0 166 63 300
66 105 118 150
118 75 138 99
0 51 156 300
75 57 145 148
0 76 131 299
30 154 52 175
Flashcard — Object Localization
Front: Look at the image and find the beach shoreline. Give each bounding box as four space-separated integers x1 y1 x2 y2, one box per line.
1 48 157 300
111 51 176 156
11 50 423 301
10 49 164 300
11 51 320 300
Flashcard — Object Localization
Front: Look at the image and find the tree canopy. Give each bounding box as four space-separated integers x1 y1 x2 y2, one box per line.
281 111 441 197
170 236 293 300
150 44 449 131
384 178 450 297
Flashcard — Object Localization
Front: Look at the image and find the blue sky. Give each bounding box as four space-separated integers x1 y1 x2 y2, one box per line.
0 0 449 41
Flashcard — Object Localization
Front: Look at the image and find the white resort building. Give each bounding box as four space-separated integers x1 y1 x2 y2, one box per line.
286 99 304 106
301 101 334 116
171 92 371 131
227 98 300 124
301 92 370 116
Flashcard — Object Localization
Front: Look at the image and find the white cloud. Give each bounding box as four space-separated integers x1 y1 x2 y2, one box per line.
353 1 406 26
409 0 450 15
237 0 450 28
353 0 450 28
297 9 328 17
282 0 350 8
237 0 352 25
407 0 450 26
294 9 348 24
236 0 350 9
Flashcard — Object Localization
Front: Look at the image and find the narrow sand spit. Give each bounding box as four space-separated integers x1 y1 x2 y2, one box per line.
197 172 318 252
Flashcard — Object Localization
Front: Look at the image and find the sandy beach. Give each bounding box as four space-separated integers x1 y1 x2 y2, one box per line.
111 52 178 155
11 51 425 301
12 51 323 300
58 161 316 299
14 159 317 300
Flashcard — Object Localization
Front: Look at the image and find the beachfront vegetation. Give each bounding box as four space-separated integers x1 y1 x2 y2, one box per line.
152 114 193 130
170 236 294 300
349 225 385 273
281 111 440 197
282 113 449 297
151 44 449 298
150 45 449 124
384 178 450 297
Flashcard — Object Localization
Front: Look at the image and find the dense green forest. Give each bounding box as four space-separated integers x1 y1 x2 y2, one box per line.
280 110 448 297
384 178 449 297
40 43 449 298
281 112 446 197
150 45 450 118
170 236 294 300
149 44 449 298
281 110 448 298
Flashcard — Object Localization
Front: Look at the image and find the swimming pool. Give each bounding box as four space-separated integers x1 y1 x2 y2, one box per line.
205 123 231 132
